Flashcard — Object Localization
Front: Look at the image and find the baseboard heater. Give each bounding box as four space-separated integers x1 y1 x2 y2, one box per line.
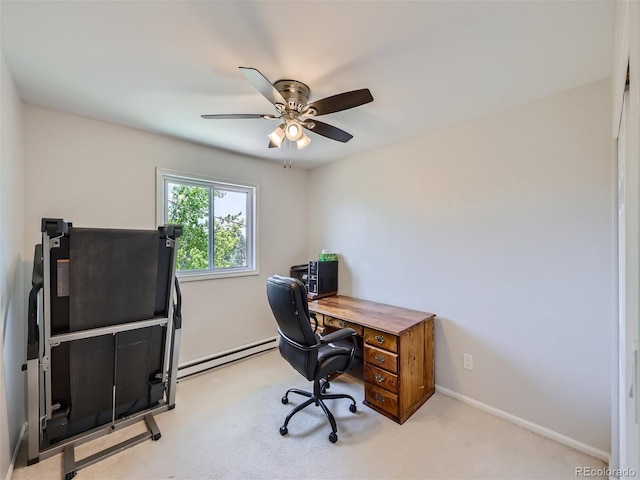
178 336 278 379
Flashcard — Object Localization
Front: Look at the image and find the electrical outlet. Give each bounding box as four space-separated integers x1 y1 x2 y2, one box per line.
463 354 473 371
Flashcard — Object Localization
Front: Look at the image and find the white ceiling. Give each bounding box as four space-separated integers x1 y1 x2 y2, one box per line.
1 1 615 169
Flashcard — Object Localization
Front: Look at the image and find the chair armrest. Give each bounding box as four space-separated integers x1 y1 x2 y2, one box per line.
277 327 321 351
276 327 355 352
320 328 356 344
310 312 318 333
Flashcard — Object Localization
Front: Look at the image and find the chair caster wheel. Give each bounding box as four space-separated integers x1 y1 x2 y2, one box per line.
329 432 338 443
281 396 288 404
349 404 357 413
279 426 288 436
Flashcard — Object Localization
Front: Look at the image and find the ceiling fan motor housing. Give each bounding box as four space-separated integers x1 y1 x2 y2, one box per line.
273 79 310 113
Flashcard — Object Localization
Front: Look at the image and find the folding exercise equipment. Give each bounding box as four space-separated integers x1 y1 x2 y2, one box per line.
26 218 182 479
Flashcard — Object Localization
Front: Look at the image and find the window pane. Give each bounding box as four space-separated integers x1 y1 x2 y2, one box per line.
158 169 256 277
213 189 247 269
166 182 210 271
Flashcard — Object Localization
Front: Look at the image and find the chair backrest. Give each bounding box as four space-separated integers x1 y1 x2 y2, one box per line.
266 275 318 380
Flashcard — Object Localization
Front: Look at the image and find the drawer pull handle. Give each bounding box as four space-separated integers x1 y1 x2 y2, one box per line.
374 373 385 383
375 354 385 363
374 335 385 344
338 320 346 328
374 392 385 403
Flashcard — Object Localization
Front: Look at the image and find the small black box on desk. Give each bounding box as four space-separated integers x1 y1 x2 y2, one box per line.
308 260 337 299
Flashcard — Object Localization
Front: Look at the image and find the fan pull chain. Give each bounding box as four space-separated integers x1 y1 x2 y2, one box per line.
283 139 288 168
281 139 293 169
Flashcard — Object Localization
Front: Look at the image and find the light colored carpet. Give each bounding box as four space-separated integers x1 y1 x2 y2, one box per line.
12 350 606 479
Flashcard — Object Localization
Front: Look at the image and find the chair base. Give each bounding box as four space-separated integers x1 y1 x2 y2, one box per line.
279 378 357 443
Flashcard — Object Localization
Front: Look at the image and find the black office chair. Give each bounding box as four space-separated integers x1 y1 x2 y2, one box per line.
266 275 358 443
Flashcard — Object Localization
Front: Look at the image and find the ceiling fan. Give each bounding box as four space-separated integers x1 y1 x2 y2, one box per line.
201 67 374 150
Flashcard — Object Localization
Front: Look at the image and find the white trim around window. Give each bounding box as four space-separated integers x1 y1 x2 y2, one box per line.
156 167 258 281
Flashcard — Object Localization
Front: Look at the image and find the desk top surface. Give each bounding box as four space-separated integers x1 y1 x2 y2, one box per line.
308 295 435 335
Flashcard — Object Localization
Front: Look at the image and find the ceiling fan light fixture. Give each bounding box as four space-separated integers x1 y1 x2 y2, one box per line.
296 130 311 150
285 120 303 141
268 124 285 148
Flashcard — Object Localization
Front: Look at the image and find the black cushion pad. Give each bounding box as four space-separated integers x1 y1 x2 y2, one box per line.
69 228 159 331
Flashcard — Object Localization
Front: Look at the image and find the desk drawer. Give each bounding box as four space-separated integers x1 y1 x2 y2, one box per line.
364 345 398 374
323 316 363 336
365 383 398 418
364 328 398 353
364 363 398 394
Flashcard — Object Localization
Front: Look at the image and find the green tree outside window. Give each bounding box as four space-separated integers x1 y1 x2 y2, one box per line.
167 183 247 271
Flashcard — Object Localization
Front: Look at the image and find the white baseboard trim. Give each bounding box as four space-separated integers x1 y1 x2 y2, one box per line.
177 336 278 378
435 385 610 463
6 422 26 480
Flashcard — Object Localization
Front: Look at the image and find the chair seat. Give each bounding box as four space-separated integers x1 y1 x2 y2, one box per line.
317 342 353 379
318 340 352 362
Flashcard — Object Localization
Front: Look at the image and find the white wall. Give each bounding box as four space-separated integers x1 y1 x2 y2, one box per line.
23 105 308 364
0 54 25 479
308 79 613 452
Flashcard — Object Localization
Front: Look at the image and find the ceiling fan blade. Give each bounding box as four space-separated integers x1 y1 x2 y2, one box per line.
305 89 373 116
201 114 272 119
304 120 353 143
239 67 287 107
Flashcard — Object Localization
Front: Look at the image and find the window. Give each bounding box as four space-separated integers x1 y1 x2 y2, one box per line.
157 169 257 279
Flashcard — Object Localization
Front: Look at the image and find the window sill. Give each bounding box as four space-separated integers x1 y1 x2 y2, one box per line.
176 270 260 282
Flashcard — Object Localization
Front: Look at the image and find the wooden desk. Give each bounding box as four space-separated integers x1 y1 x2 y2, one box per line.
308 295 435 424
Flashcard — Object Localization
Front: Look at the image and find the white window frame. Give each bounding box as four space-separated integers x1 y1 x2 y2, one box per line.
156 168 258 281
